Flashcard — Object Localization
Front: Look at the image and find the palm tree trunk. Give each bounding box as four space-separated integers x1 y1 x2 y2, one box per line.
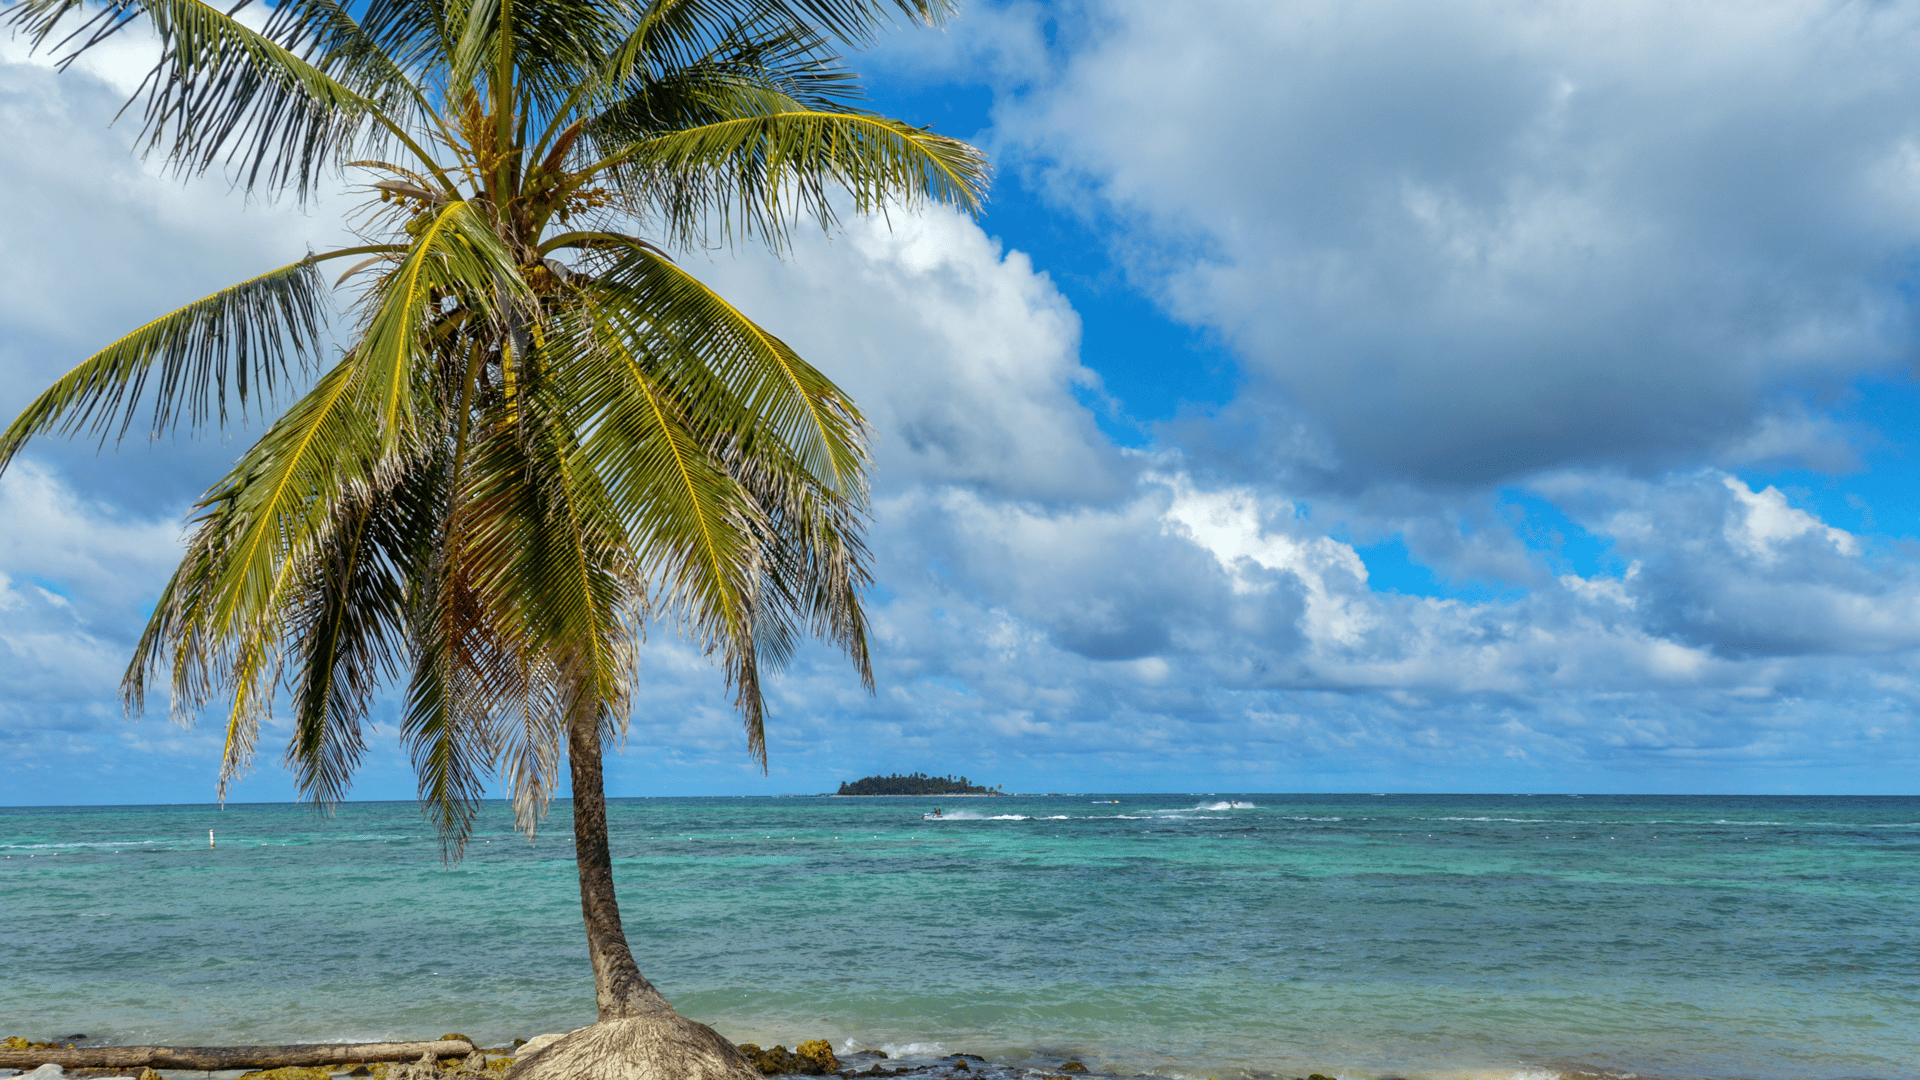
568 718 673 1020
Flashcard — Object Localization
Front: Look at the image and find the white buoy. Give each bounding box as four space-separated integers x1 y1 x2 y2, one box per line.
209 829 215 849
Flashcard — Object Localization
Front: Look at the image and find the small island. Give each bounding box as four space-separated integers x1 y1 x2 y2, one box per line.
835 772 1003 796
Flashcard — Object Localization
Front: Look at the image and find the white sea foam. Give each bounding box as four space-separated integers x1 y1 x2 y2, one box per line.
1158 1070 1559 1080
924 811 1030 821
1332 1068 1564 1080
1190 800 1257 811
1 841 174 850
1631 818 1920 828
0 831 423 854
838 1038 949 1062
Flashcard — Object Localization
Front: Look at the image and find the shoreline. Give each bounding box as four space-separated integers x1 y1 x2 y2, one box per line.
0 1034 1734 1080
0 1044 1603 1080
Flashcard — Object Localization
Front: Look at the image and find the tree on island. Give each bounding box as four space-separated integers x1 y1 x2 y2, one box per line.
836 772 999 795
0 0 983 1075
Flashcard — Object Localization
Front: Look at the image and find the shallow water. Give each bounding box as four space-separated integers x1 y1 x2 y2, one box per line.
2 794 1916 1080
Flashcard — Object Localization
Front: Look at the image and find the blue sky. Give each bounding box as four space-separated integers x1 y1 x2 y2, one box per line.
4 0 1920 806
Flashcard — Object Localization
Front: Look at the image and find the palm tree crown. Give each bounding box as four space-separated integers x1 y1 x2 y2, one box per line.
1 0 985 1052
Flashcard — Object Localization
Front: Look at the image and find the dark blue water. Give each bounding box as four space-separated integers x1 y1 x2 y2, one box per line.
2 794 1915 1080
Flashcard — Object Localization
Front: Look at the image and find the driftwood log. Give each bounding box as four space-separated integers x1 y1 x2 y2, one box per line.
0 1039 477 1071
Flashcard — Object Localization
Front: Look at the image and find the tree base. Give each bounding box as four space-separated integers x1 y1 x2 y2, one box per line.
508 1014 759 1080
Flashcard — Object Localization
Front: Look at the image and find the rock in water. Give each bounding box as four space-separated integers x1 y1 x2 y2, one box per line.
794 1043 839 1075
733 1045 794 1075
20 1065 65 1080
508 1015 757 1080
733 1041 840 1077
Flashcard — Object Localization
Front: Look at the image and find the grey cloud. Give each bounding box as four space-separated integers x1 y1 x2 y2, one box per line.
733 467 1920 789
988 0 1920 487
0 462 215 804
0 52 355 361
0 463 182 725
857 0 1055 93
636 568 1920 797
878 484 1305 663
1537 470 1920 658
690 208 1135 504
483 458 1920 792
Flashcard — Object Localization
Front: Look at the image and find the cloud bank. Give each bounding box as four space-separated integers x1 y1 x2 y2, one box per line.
4 0 1920 804
988 0 1920 486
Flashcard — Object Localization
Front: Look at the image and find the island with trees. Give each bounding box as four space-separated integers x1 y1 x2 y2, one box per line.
835 773 1004 796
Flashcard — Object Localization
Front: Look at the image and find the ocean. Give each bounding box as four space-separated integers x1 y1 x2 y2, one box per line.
1 794 1915 1080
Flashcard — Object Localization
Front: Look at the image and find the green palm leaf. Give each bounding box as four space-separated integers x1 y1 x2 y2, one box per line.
281 468 423 805
596 105 987 247
355 198 529 444
565 241 869 492
8 0 433 197
0 258 327 473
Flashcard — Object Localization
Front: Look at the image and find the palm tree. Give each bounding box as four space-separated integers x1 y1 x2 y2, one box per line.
0 0 984 1074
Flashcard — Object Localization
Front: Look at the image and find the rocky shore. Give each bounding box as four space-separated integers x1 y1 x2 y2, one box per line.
0 1036 1348 1080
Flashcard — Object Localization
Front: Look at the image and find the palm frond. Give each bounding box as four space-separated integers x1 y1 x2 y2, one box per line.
580 242 870 493
400 623 509 855
0 258 327 476
119 356 392 804
350 0 458 78
282 465 422 805
637 0 956 52
591 104 988 248
541 284 781 758
7 0 425 199
425 405 558 839
264 0 454 165
530 0 852 161
203 360 388 641
355 199 529 445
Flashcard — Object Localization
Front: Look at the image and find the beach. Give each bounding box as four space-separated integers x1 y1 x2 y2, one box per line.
3 795 1916 1080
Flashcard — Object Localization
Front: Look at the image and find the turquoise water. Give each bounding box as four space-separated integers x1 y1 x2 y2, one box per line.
1 795 1916 1080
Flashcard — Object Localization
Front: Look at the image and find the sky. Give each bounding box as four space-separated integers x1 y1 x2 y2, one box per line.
4 0 1920 806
